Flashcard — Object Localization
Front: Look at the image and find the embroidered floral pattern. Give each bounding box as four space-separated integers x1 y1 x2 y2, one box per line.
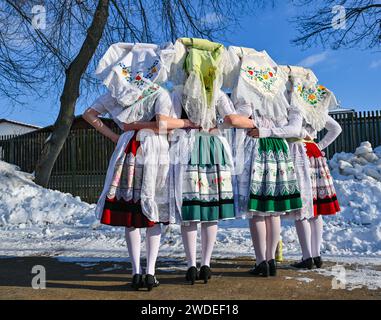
118 60 160 87
117 61 161 103
296 84 328 107
145 60 159 79
242 66 277 92
118 62 132 82
136 83 160 101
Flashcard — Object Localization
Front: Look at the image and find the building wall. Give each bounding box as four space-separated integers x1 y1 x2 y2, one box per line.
0 122 37 136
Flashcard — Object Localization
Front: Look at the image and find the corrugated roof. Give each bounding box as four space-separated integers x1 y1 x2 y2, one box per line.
0 118 41 129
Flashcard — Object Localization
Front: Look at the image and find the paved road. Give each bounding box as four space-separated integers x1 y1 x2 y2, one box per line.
0 257 379 300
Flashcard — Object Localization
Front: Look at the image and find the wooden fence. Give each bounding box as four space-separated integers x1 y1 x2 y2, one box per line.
319 110 381 159
0 123 121 204
0 110 380 203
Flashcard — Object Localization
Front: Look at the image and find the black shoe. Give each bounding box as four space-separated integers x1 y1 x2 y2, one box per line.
199 265 212 284
185 266 198 285
268 259 277 277
313 256 323 268
291 257 313 269
131 274 143 290
249 261 269 277
145 274 159 291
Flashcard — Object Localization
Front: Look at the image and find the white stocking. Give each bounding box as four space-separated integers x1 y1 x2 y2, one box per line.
125 227 141 275
181 222 198 268
249 216 266 264
295 219 313 260
310 215 323 258
201 222 218 267
265 216 281 261
145 224 162 275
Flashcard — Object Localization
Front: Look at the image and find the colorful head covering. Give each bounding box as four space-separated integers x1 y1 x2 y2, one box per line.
95 42 175 123
281 65 339 131
171 38 225 130
225 46 290 121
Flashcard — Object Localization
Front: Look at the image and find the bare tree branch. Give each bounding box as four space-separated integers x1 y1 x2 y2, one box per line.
292 0 381 50
0 0 271 185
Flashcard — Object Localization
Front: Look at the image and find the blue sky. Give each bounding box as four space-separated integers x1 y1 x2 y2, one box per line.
1 1 380 128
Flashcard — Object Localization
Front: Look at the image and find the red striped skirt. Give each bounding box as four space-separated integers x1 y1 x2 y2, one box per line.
101 197 155 228
100 134 155 228
305 142 340 216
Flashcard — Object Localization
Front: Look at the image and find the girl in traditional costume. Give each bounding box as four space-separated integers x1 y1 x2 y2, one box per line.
224 47 303 277
164 38 255 284
83 42 194 291
275 66 342 269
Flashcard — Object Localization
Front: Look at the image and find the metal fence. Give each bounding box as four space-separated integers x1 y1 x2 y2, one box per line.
0 110 380 203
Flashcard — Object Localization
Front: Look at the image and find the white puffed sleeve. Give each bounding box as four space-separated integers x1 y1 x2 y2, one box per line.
259 108 303 138
235 103 252 117
317 116 342 150
89 93 115 115
154 89 172 116
216 92 236 118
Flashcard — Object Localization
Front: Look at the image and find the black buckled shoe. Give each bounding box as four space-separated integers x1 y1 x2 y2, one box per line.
131 274 143 290
291 257 313 269
249 261 269 277
185 266 198 285
145 274 160 291
199 265 212 284
268 259 277 277
313 256 323 268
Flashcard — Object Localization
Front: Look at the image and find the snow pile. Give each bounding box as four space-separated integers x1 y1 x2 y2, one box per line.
317 142 381 256
0 143 381 261
0 161 97 228
330 141 381 181
315 265 381 291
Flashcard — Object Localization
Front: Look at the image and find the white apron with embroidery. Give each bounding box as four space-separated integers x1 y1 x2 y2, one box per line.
225 47 301 218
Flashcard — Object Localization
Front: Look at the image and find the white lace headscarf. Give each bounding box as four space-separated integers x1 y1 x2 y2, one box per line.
224 46 290 122
95 42 175 123
281 65 339 131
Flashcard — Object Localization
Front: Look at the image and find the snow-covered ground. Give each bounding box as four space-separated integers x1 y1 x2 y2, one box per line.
1 142 381 290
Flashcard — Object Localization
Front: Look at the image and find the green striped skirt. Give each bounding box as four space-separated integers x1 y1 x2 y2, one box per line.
182 133 235 222
249 137 302 214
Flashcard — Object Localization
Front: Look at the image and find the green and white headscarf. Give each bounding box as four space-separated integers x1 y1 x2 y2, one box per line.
172 38 225 130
